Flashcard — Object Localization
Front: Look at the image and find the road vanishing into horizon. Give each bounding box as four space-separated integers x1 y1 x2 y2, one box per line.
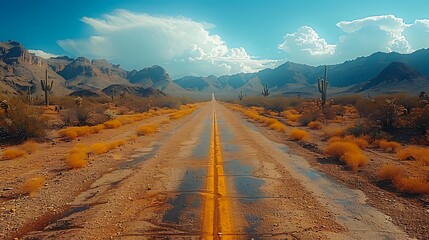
7 96 409 240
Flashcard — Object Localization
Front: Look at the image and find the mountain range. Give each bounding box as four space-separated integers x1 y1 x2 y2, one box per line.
1 40 429 99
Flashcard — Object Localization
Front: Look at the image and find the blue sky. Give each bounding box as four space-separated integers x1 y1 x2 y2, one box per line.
2 0 429 78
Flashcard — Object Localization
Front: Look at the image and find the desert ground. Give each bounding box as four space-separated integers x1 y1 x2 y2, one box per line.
1 97 427 240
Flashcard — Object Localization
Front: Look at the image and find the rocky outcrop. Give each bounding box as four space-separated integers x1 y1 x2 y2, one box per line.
0 41 46 67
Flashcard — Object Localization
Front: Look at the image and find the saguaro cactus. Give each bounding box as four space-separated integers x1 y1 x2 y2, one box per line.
262 84 270 98
111 89 115 102
237 90 245 101
40 69 53 106
27 86 33 105
317 65 328 108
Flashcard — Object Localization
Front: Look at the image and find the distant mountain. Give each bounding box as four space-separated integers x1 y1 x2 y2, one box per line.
355 62 429 93
173 49 429 96
0 41 186 98
126 65 183 92
101 84 165 98
47 57 129 89
0 41 70 96
2 40 429 98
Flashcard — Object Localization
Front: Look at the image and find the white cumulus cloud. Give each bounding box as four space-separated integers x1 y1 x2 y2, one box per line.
58 9 279 78
278 15 429 65
28 49 58 59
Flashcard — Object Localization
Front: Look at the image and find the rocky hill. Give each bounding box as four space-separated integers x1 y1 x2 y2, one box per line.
0 41 184 98
127 65 184 93
355 62 429 93
0 41 70 97
47 57 129 89
174 49 429 96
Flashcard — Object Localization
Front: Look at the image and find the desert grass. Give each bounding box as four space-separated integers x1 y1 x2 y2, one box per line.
137 123 159 136
268 121 287 132
89 143 109 155
128 134 138 141
328 135 369 149
396 146 429 165
283 109 302 122
377 164 429 194
169 105 196 120
289 128 310 141
325 141 368 172
393 177 429 195
322 126 347 138
20 140 40 154
2 148 27 160
307 121 322 130
21 177 45 197
375 140 401 152
377 164 404 181
66 144 88 169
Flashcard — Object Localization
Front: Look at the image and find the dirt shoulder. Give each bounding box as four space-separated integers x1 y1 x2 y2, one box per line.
0 104 202 239
233 110 429 239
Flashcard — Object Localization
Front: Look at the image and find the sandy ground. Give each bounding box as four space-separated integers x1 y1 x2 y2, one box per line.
0 100 419 239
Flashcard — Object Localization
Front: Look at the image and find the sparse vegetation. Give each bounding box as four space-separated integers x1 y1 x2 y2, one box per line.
378 164 404 181
21 177 46 197
396 146 429 165
66 144 88 169
376 140 401 152
325 141 368 172
2 148 27 160
137 123 159 135
289 128 309 141
328 135 369 149
307 121 322 129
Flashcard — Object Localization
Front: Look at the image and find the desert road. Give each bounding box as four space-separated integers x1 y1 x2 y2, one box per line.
1 98 409 239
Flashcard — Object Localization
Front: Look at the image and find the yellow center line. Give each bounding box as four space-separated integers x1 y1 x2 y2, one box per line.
202 110 235 239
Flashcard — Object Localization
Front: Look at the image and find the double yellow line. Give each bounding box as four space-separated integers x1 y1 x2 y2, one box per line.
202 111 235 239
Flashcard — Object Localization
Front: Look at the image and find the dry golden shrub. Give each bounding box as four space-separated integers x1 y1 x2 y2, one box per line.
267 110 279 116
322 126 347 138
2 148 27 160
137 124 159 135
283 109 302 122
377 164 404 181
128 134 138 141
393 177 429 195
90 124 105 133
268 121 287 132
376 140 401 152
66 144 88 169
21 177 45 197
396 146 429 165
325 141 368 172
106 139 127 150
103 119 123 129
169 108 195 120
20 140 39 154
263 117 278 125
289 128 310 141
57 126 95 139
328 135 369 149
90 142 109 155
307 121 322 130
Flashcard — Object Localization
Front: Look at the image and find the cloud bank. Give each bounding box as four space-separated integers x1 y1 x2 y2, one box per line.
58 9 279 78
278 15 429 65
28 49 58 59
